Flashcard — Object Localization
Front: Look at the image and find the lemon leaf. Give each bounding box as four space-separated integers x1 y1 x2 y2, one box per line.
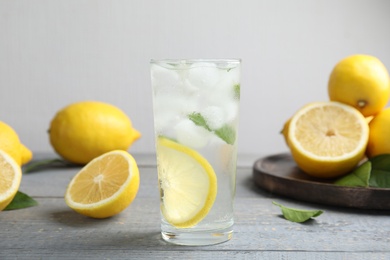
4 191 38 210
334 161 371 187
369 154 390 188
272 201 323 223
188 112 236 145
333 154 390 188
23 158 73 173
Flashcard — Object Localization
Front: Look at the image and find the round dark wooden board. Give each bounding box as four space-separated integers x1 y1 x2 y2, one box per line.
253 153 390 210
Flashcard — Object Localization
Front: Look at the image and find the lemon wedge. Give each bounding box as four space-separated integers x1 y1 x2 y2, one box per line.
156 137 217 228
0 149 22 210
286 101 369 178
65 150 140 218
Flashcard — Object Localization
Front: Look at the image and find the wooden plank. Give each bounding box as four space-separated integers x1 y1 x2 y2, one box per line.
0 250 387 260
1 196 390 253
2 153 390 259
18 157 258 198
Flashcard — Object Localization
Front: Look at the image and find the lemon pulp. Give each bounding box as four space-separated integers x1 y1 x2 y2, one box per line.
157 137 217 228
0 150 22 210
287 102 369 178
65 150 140 218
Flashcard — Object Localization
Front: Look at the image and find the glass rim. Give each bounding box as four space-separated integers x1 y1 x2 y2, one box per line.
150 58 241 64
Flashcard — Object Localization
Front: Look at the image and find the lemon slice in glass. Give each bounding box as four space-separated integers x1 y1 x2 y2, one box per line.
156 137 217 228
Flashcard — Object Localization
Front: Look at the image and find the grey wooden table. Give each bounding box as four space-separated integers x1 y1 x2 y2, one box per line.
1 153 389 260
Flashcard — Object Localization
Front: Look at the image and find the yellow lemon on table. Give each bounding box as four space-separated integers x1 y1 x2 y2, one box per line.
65 150 140 218
20 143 33 165
49 101 141 165
156 137 217 228
284 102 369 178
366 107 390 158
328 54 390 117
0 149 22 210
0 121 32 166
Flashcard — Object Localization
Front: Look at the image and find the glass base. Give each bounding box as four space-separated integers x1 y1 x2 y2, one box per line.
161 226 233 246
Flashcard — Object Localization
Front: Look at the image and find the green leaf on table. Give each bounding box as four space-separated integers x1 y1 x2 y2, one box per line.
272 201 323 223
23 158 70 173
334 161 371 187
188 112 236 145
4 191 38 210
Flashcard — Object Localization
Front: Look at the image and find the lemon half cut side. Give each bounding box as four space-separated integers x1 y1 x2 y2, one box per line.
0 149 22 210
65 150 140 218
157 137 217 228
287 102 369 178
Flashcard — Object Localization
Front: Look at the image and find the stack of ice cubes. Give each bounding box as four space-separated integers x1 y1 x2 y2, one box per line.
151 61 240 148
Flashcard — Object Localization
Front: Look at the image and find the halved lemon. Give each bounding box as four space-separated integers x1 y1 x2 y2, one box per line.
156 137 217 228
65 150 140 218
286 102 369 178
0 149 22 210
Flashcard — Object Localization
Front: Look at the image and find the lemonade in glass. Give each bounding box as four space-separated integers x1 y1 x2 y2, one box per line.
150 59 241 245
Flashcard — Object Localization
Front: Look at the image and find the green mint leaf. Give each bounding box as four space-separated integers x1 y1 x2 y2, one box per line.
234 84 240 100
188 112 211 131
188 112 236 145
369 154 390 188
215 124 236 145
4 191 38 210
272 201 323 223
334 161 371 187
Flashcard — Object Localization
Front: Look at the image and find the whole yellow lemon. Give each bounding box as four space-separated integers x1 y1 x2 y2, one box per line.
0 121 32 165
20 143 33 165
366 107 390 158
49 101 141 165
0 121 22 165
328 54 390 117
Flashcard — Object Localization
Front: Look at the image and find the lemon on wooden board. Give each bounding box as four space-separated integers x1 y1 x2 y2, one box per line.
366 108 390 158
156 137 217 228
49 101 141 165
283 101 369 178
328 54 390 117
0 121 32 166
65 150 140 218
0 149 22 210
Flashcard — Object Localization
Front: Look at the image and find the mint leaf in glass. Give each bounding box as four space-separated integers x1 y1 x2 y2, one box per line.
4 191 38 210
334 161 371 187
234 84 240 100
188 112 211 131
215 124 236 145
188 112 236 145
273 201 323 223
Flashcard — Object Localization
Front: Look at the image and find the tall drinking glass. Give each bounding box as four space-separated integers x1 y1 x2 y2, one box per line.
150 59 241 245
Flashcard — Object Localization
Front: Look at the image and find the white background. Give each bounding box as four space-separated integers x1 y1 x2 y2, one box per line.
0 0 389 160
